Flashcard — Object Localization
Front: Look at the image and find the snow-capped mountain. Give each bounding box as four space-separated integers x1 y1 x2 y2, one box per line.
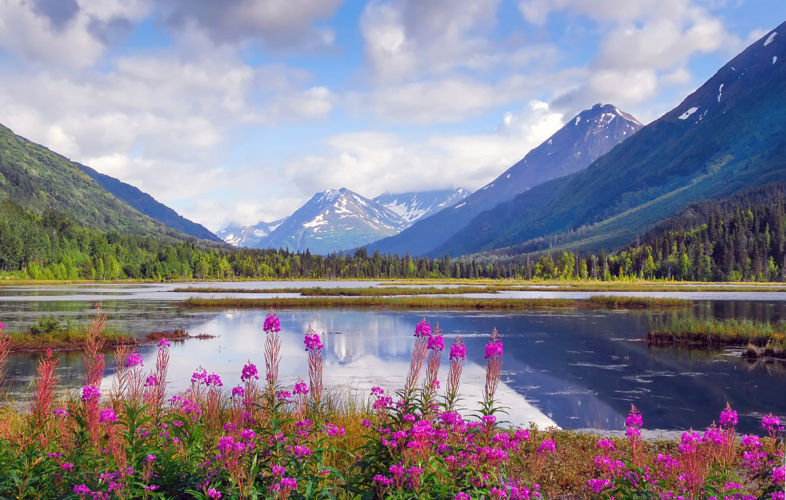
368 103 643 256
216 218 287 247
259 188 407 254
373 188 471 226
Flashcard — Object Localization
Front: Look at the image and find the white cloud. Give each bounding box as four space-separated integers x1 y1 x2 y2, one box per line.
157 0 342 49
520 0 739 119
281 100 565 207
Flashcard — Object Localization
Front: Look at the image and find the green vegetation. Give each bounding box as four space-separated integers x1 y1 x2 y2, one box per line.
173 285 497 295
0 124 204 241
183 295 690 310
3 316 197 351
648 317 786 357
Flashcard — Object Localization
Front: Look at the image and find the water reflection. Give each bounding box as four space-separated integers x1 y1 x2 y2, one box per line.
3 307 784 433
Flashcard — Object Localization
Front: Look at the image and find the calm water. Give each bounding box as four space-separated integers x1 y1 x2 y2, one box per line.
1 282 785 433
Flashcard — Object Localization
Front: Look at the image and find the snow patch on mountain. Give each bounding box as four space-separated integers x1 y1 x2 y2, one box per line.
679 107 699 120
373 188 470 226
764 32 777 46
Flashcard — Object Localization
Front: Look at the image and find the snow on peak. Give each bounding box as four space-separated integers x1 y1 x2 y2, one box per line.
575 115 581 126
679 107 699 120
717 84 724 103
764 32 777 47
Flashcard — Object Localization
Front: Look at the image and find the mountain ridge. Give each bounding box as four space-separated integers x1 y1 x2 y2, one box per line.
367 103 643 257
439 22 786 258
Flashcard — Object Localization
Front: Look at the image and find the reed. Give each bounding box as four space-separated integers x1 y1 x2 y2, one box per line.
183 295 690 310
648 317 786 357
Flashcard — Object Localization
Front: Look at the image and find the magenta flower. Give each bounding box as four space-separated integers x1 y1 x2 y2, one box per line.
482 415 497 426
280 477 297 490
145 375 159 387
324 423 345 437
158 338 170 349
73 485 90 495
588 478 612 494
231 386 245 399
81 386 100 402
484 341 503 359
304 331 323 351
125 353 143 368
625 412 643 428
449 343 466 361
191 367 207 384
263 310 281 334
597 439 615 450
371 386 384 396
278 391 292 402
206 373 223 387
537 438 556 454
762 413 781 430
53 408 70 418
207 488 222 499
772 466 785 486
99 408 118 423
415 319 431 337
61 462 74 471
454 493 472 500
293 381 308 395
0 323 5 329
720 404 738 428
146 454 156 463
241 362 259 382
272 465 286 476
427 334 445 351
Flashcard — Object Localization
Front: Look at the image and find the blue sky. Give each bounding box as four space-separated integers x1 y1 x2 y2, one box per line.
0 0 784 230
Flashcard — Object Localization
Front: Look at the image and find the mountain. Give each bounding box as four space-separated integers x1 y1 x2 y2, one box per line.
216 218 288 247
372 188 471 226
0 123 213 242
367 104 643 256
259 188 406 254
78 164 221 242
436 23 786 258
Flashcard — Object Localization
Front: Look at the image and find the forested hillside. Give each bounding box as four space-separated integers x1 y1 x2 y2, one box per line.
474 184 786 282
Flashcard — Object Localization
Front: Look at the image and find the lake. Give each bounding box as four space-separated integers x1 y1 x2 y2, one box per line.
1 282 784 433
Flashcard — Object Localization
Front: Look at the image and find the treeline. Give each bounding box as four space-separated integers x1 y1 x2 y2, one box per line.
5 183 786 282
0 201 507 280
478 184 786 282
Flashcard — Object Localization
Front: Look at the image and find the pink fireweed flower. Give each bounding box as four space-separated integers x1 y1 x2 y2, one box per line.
81 386 100 402
61 462 74 471
625 412 643 428
482 415 497 426
371 386 384 396
0 323 4 329
485 341 503 359
73 485 90 494
99 408 118 423
720 403 738 428
206 373 223 387
144 375 159 387
304 331 323 351
272 465 286 476
231 386 245 399
771 466 785 486
146 454 156 463
278 391 292 402
53 408 70 418
263 310 281 334
598 439 615 451
240 428 256 440
454 494 472 500
679 431 702 453
626 427 642 438
158 338 170 349
427 334 445 351
241 362 258 382
415 318 431 337
588 478 612 494
293 381 308 395
324 423 345 437
762 413 781 430
538 438 556 453
191 367 208 385
207 488 222 499
450 343 466 361
125 353 143 368
280 477 297 490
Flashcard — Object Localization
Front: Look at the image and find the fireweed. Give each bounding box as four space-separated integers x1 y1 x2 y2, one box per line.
0 310 783 500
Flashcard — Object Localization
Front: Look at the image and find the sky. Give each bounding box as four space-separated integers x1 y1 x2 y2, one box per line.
0 0 784 231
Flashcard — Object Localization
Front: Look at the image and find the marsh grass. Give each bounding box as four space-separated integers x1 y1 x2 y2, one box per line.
648 317 786 357
183 295 690 310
